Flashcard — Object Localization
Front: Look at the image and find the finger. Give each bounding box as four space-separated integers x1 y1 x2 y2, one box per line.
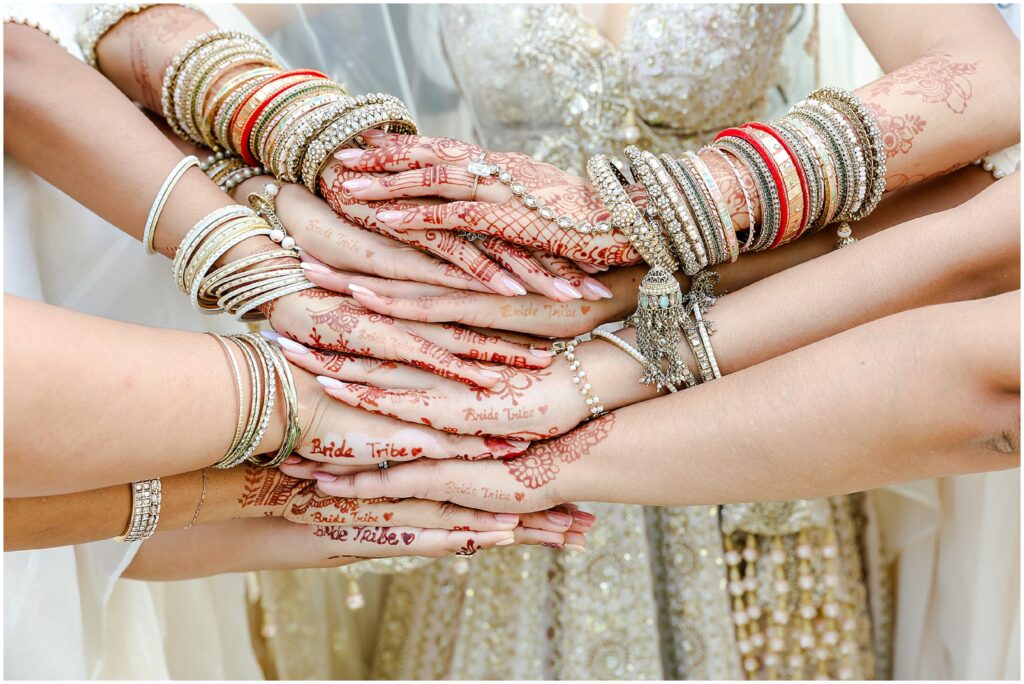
409 319 552 369
263 333 441 389
337 131 485 171
512 526 570 548
287 493 522 532
317 459 551 513
393 328 511 387
529 250 613 301
480 238 583 302
562 531 588 552
341 165 506 203
311 525 517 559
518 508 576 533
573 260 609 274
374 202 492 235
298 404 528 465
279 454 368 479
299 260 461 298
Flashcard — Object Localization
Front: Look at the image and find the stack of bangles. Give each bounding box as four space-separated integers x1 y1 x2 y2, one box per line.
81 6 417 196
578 86 885 275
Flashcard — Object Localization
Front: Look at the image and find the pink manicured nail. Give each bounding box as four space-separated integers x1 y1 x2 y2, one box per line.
316 375 346 389
347 283 378 297
572 510 597 525
545 511 573 527
552 278 583 300
283 454 302 465
300 262 330 274
506 440 530 451
494 513 520 524
342 178 372 194
495 536 516 546
376 210 404 223
362 129 386 139
501 276 527 296
530 348 556 358
334 149 364 164
564 543 587 553
479 368 502 379
582 277 614 299
590 263 609 272
312 471 337 482
275 337 309 354
260 330 281 342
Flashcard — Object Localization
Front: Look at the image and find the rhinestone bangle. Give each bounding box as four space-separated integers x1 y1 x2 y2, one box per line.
119 478 162 542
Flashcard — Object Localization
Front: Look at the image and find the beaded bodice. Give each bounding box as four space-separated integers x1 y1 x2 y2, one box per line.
440 4 795 172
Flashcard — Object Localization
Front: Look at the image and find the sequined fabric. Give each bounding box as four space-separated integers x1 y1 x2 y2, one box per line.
371 4 888 680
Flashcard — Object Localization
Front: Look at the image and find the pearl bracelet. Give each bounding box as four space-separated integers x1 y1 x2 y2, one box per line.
553 339 605 418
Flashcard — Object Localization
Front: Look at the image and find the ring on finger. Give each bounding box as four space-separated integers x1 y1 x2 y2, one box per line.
467 153 496 201
455 230 486 242
378 461 391 470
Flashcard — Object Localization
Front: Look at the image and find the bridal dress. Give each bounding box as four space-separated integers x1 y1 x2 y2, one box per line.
3 3 261 678
237 4 1018 680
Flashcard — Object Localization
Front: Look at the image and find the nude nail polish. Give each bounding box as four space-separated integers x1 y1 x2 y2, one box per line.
347 283 378 297
506 439 530 451
501 276 528 296
552 278 583 300
582 277 614 299
494 513 520 524
342 178 372 193
275 337 309 354
564 543 588 553
545 511 573 527
312 471 337 482
479 368 502 379
316 375 345 389
260 330 281 342
334 149 364 163
495 537 517 546
530 348 556 358
375 210 404 223
300 261 330 274
283 455 302 465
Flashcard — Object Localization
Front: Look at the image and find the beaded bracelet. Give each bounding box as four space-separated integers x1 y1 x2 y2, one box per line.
592 328 679 393
553 339 606 417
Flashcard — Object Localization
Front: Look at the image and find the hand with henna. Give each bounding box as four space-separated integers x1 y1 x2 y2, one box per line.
317 163 611 301
273 334 592 441
332 130 643 267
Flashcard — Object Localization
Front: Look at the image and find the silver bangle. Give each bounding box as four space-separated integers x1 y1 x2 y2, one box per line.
144 155 200 254
119 478 162 542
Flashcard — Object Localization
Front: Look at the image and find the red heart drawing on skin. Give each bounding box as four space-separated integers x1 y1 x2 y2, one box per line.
538 405 548 415
412 447 423 457
401 532 415 545
581 306 591 315
383 512 394 521
514 492 525 502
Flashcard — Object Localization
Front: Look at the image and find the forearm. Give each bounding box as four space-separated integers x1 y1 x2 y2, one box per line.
123 517 348 581
584 174 1020 411
3 296 286 495
2 467 249 551
560 292 1020 506
3 23 226 252
849 4 1019 191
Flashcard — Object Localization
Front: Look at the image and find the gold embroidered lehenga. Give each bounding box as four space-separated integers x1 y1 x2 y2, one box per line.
249 4 893 679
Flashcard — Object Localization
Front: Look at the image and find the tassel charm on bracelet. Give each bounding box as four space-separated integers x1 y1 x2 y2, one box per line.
835 221 857 249
631 265 690 388
248 181 300 252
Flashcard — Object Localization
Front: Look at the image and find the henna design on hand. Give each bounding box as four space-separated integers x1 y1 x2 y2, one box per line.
504 413 615 489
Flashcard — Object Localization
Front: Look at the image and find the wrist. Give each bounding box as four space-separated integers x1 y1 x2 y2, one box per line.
574 333 663 414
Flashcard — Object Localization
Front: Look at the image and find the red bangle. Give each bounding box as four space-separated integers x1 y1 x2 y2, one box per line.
715 127 788 250
240 74 327 165
229 69 327 163
746 122 810 242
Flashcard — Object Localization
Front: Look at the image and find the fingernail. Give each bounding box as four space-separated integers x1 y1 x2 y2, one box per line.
494 513 520 524
300 262 330 274
564 543 588 553
545 511 573 527
506 439 530 451
342 178 372 194
590 263 609 272
572 511 598 525
530 348 556 358
501 276 527 296
334 149 364 164
552 278 583 300
362 129 386 139
542 542 563 550
275 336 309 354
283 454 302 464
260 330 281 341
495 536 516 546
312 471 337 482
347 283 378 297
582 277 614 299
479 368 502 379
376 210 404 223
316 375 346 389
